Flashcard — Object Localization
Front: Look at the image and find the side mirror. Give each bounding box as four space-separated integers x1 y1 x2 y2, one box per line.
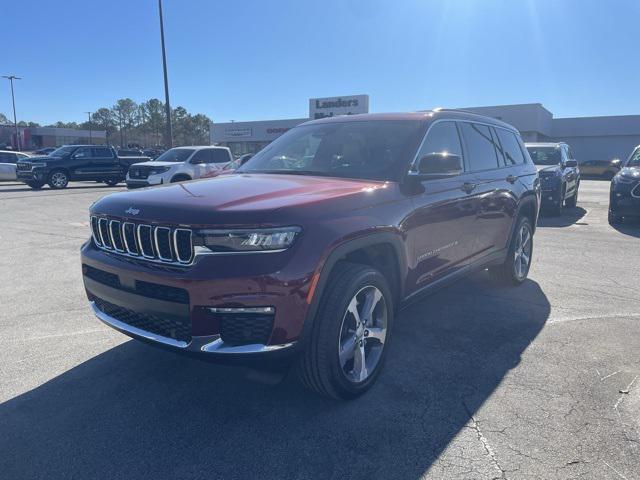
565 159 577 168
240 154 253 166
412 152 463 178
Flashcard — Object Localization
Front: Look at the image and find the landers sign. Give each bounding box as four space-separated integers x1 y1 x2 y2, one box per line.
309 95 369 119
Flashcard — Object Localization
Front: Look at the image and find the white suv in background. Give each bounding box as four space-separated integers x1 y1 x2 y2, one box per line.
126 146 233 189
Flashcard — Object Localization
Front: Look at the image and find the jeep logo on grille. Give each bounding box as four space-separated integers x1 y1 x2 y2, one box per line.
125 207 140 215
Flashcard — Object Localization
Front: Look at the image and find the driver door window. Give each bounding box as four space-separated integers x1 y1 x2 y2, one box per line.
414 121 464 174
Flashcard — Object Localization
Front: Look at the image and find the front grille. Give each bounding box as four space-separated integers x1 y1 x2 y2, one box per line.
129 166 150 179
632 183 640 198
17 162 32 171
219 313 274 345
93 296 191 342
91 216 194 265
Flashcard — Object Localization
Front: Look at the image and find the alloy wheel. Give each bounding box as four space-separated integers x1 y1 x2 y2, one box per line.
513 223 532 280
51 172 67 188
338 285 388 383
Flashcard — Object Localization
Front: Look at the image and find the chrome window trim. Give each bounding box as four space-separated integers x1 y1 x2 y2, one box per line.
154 226 173 261
137 224 155 258
122 222 139 255
109 220 125 252
408 117 521 175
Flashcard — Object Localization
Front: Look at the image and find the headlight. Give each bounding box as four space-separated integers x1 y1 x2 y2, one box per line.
149 166 171 175
195 227 301 253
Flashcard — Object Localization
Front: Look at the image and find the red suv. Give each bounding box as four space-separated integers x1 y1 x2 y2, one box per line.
81 111 540 399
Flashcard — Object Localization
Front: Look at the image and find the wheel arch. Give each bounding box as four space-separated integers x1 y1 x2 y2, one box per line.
170 173 192 183
299 232 407 347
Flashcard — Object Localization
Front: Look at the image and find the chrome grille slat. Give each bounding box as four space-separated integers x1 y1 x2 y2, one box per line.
122 222 139 255
109 220 125 252
90 216 194 266
98 218 112 249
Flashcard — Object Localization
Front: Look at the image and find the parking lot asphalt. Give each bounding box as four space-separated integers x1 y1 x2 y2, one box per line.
1 179 639 480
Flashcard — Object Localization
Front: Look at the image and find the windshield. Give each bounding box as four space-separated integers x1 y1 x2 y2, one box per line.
526 146 561 166
50 146 76 157
153 148 195 163
238 121 425 181
626 147 640 167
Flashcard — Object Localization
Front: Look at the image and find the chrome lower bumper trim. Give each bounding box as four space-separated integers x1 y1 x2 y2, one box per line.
90 301 297 354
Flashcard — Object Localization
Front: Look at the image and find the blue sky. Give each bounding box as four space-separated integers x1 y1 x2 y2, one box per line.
3 0 639 125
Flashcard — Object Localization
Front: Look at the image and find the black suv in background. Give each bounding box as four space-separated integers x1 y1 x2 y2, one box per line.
525 142 580 215
609 145 640 223
16 145 150 189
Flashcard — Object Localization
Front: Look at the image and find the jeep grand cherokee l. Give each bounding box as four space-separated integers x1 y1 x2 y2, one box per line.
81 111 540 399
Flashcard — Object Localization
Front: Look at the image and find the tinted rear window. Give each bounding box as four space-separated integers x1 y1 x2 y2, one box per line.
495 129 525 166
459 122 500 171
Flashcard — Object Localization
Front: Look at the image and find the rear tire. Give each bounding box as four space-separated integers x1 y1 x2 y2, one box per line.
489 216 533 286
104 178 121 186
296 262 394 400
48 170 69 189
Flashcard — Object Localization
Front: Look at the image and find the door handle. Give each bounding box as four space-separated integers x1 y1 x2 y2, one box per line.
461 182 476 193
506 174 517 184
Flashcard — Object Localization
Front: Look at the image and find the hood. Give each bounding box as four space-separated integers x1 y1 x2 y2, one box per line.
618 166 640 178
20 155 49 163
130 161 181 168
534 164 559 174
91 173 393 226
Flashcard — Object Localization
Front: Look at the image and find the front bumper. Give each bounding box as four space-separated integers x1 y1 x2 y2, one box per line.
81 240 312 362
126 175 164 189
610 181 640 217
17 168 46 183
540 185 562 207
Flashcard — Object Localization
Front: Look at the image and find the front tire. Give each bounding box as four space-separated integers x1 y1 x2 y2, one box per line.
297 262 394 400
565 184 578 208
489 216 533 286
170 175 191 183
48 170 69 189
550 185 565 216
26 181 44 190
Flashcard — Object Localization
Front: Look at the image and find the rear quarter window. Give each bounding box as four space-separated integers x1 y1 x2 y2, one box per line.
495 128 526 166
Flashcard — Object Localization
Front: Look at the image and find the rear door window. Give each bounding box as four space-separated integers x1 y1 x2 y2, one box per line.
92 147 114 158
459 122 500 171
211 149 231 163
495 128 526 166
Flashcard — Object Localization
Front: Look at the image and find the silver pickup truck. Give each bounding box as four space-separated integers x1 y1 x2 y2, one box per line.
0 150 31 181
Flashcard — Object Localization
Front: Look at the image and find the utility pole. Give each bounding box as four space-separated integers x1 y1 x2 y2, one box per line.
158 0 173 148
84 111 93 144
2 75 21 151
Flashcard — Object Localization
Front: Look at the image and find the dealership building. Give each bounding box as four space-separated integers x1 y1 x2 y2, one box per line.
210 95 640 163
0 124 106 150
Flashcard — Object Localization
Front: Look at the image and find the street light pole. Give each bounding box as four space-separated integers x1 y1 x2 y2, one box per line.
84 111 93 144
2 75 21 151
158 0 173 148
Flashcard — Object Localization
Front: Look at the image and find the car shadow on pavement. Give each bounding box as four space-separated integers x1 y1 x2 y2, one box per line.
610 217 640 238
0 274 550 480
537 207 587 228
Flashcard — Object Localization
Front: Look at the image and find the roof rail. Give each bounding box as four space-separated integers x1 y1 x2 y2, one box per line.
432 107 479 115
